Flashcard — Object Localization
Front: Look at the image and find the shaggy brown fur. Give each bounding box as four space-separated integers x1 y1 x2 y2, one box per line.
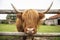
16 9 45 34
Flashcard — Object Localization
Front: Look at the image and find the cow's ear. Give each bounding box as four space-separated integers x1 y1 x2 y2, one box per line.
38 13 45 19
16 12 23 18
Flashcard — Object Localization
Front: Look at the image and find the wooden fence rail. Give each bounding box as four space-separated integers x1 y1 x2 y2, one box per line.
0 9 60 14
0 32 60 37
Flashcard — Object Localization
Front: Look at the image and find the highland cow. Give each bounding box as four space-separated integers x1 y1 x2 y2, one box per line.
11 1 53 40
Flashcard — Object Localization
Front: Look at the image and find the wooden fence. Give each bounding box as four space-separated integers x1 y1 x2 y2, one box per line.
0 9 60 14
0 32 60 37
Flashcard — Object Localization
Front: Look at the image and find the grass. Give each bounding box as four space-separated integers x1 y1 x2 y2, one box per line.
37 25 60 33
0 24 60 40
0 24 60 32
0 24 17 32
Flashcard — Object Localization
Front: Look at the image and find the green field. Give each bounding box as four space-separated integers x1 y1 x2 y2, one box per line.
0 24 17 32
0 24 60 40
37 25 60 33
0 24 60 32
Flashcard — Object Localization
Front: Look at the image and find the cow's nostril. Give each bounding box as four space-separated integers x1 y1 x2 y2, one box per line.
27 31 33 34
32 31 34 33
26 30 34 34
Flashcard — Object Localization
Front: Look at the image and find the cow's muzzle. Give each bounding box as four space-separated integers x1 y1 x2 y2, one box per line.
26 28 35 35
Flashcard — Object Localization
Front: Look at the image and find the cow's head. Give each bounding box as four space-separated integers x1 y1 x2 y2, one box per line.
11 1 53 35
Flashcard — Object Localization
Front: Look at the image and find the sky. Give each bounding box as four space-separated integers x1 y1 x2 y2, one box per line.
0 0 60 20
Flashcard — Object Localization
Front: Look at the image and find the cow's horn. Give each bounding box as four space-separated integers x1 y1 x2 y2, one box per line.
43 1 53 14
11 3 19 12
